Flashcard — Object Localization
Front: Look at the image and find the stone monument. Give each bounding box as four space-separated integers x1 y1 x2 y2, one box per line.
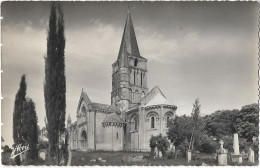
248 148 255 164
218 140 227 166
231 133 242 164
187 150 191 162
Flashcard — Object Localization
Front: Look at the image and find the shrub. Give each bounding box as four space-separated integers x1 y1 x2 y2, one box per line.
149 134 170 157
2 145 12 153
167 151 174 159
197 134 218 154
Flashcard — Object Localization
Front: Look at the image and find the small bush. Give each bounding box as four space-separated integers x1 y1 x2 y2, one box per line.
167 151 174 159
2 145 12 153
149 134 170 157
197 134 218 154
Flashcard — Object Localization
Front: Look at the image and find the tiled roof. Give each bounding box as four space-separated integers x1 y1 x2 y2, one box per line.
92 102 120 113
102 113 125 124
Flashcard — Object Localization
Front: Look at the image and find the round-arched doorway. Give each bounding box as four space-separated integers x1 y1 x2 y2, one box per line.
80 130 87 151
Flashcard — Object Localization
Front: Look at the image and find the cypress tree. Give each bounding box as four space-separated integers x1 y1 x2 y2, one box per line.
24 98 38 160
44 2 66 164
13 75 27 165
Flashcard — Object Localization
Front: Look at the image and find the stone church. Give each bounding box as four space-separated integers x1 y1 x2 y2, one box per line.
67 11 177 152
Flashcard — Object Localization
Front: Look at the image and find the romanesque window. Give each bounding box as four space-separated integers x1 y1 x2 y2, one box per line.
166 116 170 127
146 112 159 129
135 90 139 102
164 111 174 127
81 130 87 148
81 106 87 116
134 59 138 67
141 72 142 86
134 71 136 85
116 132 119 139
131 115 138 131
151 116 155 129
134 117 138 130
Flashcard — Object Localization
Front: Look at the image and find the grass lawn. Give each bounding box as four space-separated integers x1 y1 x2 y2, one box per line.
71 150 216 166
71 151 259 166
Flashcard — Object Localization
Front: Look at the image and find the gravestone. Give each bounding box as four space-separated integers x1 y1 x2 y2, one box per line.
231 133 242 164
187 150 191 162
248 148 255 164
158 150 162 158
218 140 227 166
170 143 175 153
38 149 47 161
154 147 159 158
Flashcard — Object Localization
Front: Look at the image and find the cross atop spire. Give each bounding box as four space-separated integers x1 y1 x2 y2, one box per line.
117 10 141 61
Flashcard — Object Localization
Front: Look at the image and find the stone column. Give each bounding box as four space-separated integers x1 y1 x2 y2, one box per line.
233 134 239 154
231 133 242 164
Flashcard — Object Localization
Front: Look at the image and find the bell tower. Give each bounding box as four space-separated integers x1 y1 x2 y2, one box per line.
111 10 148 111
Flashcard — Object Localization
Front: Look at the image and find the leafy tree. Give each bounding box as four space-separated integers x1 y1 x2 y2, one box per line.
44 2 66 165
150 135 158 157
149 134 169 157
189 98 201 150
204 109 239 139
24 98 38 160
13 75 26 165
197 134 218 154
236 103 259 142
167 115 193 153
156 134 170 157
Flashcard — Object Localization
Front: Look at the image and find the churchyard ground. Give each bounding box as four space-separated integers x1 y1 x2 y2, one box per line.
70 151 258 166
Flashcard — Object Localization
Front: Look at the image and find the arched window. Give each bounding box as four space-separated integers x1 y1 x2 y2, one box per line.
135 90 139 102
164 111 174 127
134 71 136 85
130 114 138 131
151 116 155 129
116 132 119 139
81 106 87 116
134 117 138 130
166 116 170 127
81 130 87 148
141 72 143 86
134 59 138 67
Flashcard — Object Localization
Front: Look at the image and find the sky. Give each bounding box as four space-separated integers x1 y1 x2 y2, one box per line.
1 1 259 146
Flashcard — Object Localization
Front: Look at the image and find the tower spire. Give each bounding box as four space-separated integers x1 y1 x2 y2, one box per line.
117 9 141 61
118 41 128 68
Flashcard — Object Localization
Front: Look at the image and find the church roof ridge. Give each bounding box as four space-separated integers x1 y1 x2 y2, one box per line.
91 102 121 113
102 113 125 124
